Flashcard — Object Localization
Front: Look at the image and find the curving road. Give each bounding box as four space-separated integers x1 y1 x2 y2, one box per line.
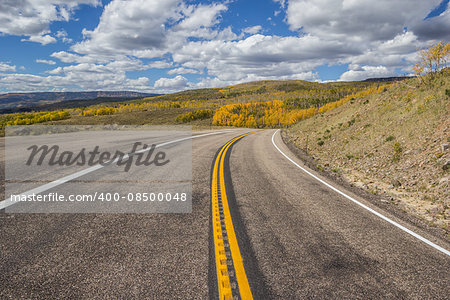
0 129 449 299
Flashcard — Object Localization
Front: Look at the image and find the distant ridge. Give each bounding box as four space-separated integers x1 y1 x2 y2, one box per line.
0 91 156 102
362 76 413 82
0 91 158 110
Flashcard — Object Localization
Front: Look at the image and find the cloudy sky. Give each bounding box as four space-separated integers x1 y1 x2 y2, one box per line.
0 0 449 93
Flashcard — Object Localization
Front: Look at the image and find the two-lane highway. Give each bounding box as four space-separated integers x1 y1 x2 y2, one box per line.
226 129 449 299
1 128 449 299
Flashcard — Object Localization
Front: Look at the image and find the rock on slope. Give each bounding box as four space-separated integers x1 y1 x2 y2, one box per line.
286 70 449 232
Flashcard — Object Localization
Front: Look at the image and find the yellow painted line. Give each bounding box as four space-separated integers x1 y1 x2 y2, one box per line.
212 141 232 299
212 135 245 300
212 131 255 300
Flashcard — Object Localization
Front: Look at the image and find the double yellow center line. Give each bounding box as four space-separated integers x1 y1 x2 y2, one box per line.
212 132 254 300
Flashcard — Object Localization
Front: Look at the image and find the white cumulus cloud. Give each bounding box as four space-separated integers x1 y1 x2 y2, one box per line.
339 65 397 81
22 34 56 45
0 0 100 45
154 75 188 90
243 26 263 35
36 59 56 65
167 67 200 75
0 62 16 72
283 0 443 41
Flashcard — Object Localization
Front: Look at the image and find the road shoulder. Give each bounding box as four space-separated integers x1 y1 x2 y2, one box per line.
280 129 450 244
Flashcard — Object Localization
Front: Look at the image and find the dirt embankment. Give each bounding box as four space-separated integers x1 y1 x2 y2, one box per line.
286 71 449 234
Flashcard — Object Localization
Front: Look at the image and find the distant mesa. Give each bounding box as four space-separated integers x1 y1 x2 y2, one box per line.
0 91 159 112
362 76 413 82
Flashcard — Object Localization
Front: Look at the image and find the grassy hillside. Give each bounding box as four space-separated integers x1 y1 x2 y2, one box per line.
285 69 449 231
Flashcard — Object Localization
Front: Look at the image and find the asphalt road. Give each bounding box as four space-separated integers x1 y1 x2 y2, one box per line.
1 128 449 299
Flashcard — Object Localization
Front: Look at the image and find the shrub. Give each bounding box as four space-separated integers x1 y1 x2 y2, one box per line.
385 135 395 142
347 118 356 127
2 111 70 127
393 142 403 162
317 140 324 146
417 104 426 114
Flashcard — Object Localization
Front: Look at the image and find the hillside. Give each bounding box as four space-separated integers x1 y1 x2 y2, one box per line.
285 70 449 232
151 79 380 102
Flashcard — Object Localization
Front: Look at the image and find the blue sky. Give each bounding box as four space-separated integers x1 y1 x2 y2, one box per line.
0 0 448 93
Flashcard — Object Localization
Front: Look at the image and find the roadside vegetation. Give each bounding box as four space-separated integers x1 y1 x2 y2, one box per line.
0 111 69 126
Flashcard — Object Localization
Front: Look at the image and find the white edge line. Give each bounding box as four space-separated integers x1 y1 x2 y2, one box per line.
271 129 450 257
0 130 228 210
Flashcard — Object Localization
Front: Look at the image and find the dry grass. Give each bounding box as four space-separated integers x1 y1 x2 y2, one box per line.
287 70 450 231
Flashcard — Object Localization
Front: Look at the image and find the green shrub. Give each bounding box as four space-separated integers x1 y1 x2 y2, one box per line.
385 135 395 142
347 118 356 127
393 142 403 162
317 140 324 146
